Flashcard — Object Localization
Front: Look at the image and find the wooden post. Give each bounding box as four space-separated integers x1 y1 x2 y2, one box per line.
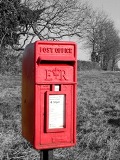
40 149 54 160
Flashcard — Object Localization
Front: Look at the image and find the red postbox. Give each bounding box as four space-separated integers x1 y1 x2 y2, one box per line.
22 41 77 150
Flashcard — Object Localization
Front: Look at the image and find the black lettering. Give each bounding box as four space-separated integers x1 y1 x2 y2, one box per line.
55 48 59 53
69 48 72 53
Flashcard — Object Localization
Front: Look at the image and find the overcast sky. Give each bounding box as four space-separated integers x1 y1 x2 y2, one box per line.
79 0 120 60
87 0 120 32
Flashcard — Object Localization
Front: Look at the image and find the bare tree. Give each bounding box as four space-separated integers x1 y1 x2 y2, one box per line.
13 0 91 50
85 9 120 70
0 0 92 51
96 20 120 70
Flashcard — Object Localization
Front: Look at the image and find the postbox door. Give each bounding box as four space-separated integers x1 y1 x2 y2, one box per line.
35 83 76 148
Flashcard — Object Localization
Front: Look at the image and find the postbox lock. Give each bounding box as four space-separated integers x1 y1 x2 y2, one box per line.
54 85 60 91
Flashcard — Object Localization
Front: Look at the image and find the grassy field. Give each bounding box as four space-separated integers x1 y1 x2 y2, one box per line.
1 70 120 159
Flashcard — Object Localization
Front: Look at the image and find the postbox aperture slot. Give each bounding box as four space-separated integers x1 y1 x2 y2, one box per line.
36 59 75 65
46 91 66 133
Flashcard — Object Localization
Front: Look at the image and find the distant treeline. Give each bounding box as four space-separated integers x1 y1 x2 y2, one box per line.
77 60 101 71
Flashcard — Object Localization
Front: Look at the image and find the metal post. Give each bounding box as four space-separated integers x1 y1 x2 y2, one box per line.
40 149 54 160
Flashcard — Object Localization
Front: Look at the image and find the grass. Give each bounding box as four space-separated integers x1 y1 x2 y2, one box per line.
1 70 120 159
